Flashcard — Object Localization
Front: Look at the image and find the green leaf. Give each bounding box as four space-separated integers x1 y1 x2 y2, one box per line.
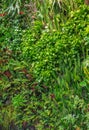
80 81 87 87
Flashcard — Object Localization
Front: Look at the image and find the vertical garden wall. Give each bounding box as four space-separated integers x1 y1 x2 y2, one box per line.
0 0 89 130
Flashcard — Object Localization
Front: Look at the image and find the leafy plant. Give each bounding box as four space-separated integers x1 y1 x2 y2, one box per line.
21 5 89 84
0 2 89 130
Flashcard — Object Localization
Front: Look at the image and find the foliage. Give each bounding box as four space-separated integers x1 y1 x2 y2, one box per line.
21 5 89 84
0 2 89 130
0 0 85 30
